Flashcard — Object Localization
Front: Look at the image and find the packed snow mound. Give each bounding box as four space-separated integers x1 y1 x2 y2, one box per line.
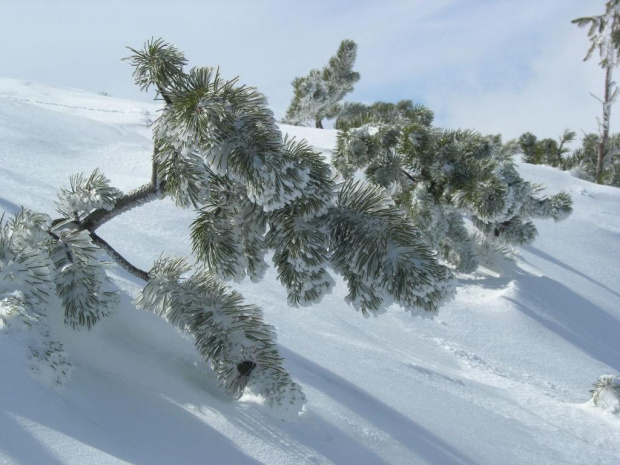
1 78 619 464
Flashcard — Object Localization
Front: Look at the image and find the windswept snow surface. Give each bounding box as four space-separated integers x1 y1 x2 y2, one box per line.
0 78 619 464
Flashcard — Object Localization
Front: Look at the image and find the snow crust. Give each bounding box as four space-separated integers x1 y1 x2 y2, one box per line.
0 77 619 464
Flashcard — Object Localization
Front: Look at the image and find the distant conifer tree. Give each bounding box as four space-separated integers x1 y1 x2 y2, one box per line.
573 0 620 183
518 130 575 168
563 132 620 185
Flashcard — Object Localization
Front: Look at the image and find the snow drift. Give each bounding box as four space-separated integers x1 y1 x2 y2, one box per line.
0 78 619 464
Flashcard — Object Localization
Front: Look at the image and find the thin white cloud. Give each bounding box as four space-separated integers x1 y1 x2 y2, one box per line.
427 1 606 140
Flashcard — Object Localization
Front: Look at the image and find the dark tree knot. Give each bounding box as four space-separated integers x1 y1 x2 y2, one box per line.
237 360 257 377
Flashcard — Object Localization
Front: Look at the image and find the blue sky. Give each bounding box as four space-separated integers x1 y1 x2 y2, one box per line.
0 0 608 140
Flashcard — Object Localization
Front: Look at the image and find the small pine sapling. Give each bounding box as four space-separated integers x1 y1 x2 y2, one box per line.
590 375 620 414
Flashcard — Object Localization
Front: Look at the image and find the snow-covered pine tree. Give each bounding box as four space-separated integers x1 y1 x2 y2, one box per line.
518 130 576 168
518 128 620 186
573 0 620 184
563 132 620 186
2 39 456 416
332 100 573 273
284 40 360 128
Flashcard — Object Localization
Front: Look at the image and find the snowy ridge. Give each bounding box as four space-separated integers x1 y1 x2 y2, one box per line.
0 78 619 464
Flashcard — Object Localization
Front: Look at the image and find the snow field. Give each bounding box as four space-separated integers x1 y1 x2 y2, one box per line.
0 78 619 464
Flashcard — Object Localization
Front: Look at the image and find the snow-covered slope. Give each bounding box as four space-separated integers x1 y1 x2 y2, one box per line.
1 78 619 464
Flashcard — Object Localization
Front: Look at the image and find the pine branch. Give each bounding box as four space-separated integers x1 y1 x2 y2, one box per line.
137 256 306 410
156 82 173 106
52 139 164 232
401 169 417 184
50 230 119 329
47 230 74 264
89 231 150 282
49 142 164 284
80 182 160 232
